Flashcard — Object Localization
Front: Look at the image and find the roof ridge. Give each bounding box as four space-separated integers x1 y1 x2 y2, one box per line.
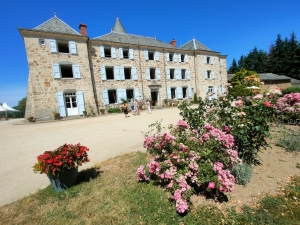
193 38 197 50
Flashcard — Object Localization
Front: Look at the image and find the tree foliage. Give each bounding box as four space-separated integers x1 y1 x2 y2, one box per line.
13 97 26 117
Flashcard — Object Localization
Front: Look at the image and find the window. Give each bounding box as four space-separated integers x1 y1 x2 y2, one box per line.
150 68 156 79
207 86 213 94
39 39 45 45
220 71 222 81
57 41 70 53
170 69 175 79
124 67 131 79
181 69 186 79
171 88 176 99
183 87 187 98
104 47 111 57
169 53 174 62
149 52 154 60
181 54 184 62
108 90 117 103
49 40 77 54
52 64 81 79
123 48 129 58
219 58 223 66
126 89 134 99
206 57 210 64
106 67 114 80
207 70 211 79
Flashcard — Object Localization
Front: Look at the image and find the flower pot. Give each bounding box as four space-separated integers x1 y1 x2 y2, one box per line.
47 167 78 192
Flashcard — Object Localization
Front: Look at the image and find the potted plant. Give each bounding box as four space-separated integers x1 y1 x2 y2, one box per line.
100 108 105 115
53 112 60 120
33 143 90 191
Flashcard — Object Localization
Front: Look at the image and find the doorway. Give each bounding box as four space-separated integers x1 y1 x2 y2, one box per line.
151 91 159 106
64 92 78 116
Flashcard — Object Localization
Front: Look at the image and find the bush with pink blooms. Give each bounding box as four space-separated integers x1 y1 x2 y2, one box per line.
276 92 300 122
137 120 242 214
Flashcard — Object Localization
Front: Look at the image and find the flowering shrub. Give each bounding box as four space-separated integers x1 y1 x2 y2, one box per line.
276 93 300 121
33 143 90 176
137 120 242 214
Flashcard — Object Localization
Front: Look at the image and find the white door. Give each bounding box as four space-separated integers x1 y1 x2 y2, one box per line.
65 93 78 116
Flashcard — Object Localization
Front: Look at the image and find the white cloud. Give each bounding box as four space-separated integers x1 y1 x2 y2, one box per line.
0 85 27 107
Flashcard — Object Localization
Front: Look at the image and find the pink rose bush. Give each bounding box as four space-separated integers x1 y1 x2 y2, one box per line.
137 121 242 214
276 93 300 120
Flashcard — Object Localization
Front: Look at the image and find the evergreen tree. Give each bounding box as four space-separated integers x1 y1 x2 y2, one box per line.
238 55 246 70
287 32 300 78
228 58 239 74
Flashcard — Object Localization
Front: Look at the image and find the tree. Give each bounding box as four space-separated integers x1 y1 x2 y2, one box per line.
237 55 246 70
228 58 239 74
13 97 26 117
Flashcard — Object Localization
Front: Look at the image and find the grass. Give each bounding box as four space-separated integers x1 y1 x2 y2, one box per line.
0 152 300 225
276 128 300 152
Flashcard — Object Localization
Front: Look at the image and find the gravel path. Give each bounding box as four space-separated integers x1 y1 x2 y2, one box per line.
0 108 182 206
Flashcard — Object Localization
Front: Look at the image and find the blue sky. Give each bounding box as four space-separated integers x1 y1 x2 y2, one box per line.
1 0 300 107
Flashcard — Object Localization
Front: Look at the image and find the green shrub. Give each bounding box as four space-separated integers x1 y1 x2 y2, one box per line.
277 130 300 152
193 93 198 103
231 163 253 186
108 108 121 113
282 86 300 94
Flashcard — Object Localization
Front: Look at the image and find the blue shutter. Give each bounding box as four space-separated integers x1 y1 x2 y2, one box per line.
73 65 81 78
205 70 208 79
120 66 125 80
111 47 116 58
117 89 122 103
155 51 159 61
69 41 77 54
212 71 215 79
101 66 106 80
211 57 214 65
56 92 66 117
173 53 177 62
175 69 180 80
166 68 170 79
204 56 207 64
184 54 188 62
188 87 192 98
214 86 218 98
156 68 161 80
220 59 223 66
129 49 134 59
132 67 137 80
144 50 149 60
49 39 57 53
146 67 150 80
167 88 171 99
134 88 140 100
178 54 181 62
122 89 127 100
114 66 120 80
119 48 123 59
177 87 183 99
166 52 169 61
186 69 190 80
76 91 85 115
103 90 109 105
100 46 104 57
52 64 60 78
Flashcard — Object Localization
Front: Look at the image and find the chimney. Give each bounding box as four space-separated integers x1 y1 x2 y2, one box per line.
79 24 87 36
170 39 176 47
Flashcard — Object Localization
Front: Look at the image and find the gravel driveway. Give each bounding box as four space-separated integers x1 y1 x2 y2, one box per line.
0 108 182 206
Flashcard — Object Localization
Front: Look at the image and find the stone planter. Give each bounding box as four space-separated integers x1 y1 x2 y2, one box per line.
47 167 78 192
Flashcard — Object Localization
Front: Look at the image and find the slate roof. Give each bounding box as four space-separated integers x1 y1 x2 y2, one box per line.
93 17 175 48
228 73 291 81
33 16 80 35
179 38 211 51
112 17 126 33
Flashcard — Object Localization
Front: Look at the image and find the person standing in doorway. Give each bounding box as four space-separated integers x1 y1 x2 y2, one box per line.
146 99 152 114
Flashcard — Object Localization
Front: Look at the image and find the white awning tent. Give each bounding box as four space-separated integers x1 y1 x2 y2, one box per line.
0 102 21 118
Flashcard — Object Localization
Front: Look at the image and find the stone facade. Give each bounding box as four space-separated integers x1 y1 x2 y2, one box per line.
19 16 228 120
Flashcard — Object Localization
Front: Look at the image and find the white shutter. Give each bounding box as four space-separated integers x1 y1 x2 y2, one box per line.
173 53 177 62
56 92 66 117
155 51 159 61
205 70 208 79
188 87 192 98
144 50 149 60
184 54 188 62
212 71 215 79
211 57 214 65
132 67 137 80
103 90 109 104
177 87 183 99
156 68 161 80
114 66 120 80
166 68 170 79
111 47 116 58
214 86 218 98
134 88 140 100
178 54 181 62
76 91 85 115
206 86 209 94
119 48 123 59
204 56 207 64
69 41 77 54
120 66 125 80
146 67 150 80
186 69 190 80
100 46 105 57
166 52 169 61
49 39 57 53
52 64 60 78
220 59 223 66
101 66 106 80
221 85 225 94
175 69 180 80
129 49 134 59
167 87 171 99
72 65 81 78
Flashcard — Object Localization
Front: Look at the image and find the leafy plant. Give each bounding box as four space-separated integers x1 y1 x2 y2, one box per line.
231 163 253 186
27 116 35 122
53 112 60 120
277 130 300 152
193 93 198 103
33 143 90 176
108 108 121 113
282 86 300 95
